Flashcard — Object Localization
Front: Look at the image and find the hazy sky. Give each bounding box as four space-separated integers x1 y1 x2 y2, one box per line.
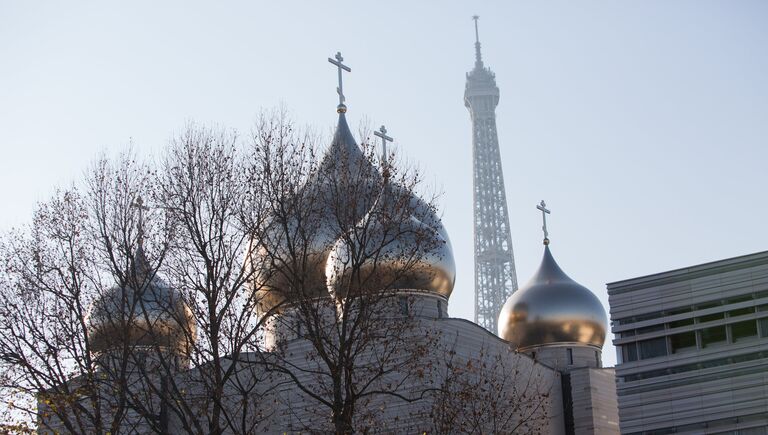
2 1 767 367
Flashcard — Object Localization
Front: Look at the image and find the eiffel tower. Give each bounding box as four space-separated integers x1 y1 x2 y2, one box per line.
464 16 518 333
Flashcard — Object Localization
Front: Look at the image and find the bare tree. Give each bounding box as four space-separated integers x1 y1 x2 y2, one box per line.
0 125 275 434
1 110 533 435
245 111 451 434
0 150 163 434
426 342 554 434
151 123 273 434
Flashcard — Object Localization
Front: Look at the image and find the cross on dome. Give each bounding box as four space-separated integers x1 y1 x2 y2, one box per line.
374 125 393 170
327 51 351 112
132 196 150 247
536 200 551 245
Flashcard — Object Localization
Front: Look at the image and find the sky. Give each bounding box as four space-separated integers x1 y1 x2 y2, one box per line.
1 1 767 367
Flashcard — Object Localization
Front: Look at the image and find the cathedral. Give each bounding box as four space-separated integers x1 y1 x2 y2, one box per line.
39 101 619 435
37 37 619 434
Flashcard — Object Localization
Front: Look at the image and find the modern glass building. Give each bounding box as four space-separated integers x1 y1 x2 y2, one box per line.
608 250 768 434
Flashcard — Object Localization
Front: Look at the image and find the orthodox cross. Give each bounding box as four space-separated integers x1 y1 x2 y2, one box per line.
327 52 351 107
132 196 150 246
536 200 551 242
374 125 393 168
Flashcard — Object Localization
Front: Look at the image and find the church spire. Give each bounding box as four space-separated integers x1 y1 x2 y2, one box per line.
472 15 483 69
324 51 359 157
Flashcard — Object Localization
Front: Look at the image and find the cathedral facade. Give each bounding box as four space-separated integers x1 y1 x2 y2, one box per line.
38 99 618 433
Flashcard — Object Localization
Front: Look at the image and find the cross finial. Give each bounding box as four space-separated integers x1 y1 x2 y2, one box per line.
328 51 352 112
132 196 150 248
536 200 551 245
374 125 394 172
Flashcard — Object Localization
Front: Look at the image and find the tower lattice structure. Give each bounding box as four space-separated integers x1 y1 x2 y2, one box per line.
464 17 518 332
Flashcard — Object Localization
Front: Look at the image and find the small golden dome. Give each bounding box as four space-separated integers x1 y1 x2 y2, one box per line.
498 245 607 349
88 247 195 355
325 183 455 301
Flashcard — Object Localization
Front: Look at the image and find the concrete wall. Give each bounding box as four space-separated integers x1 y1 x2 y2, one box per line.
570 368 620 434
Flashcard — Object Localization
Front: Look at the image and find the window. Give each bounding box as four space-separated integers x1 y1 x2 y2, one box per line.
567 348 573 365
669 318 694 328
731 320 758 342
700 325 727 347
760 318 768 338
728 307 754 317
667 306 693 316
696 301 721 310
617 330 635 338
436 300 443 318
669 331 697 353
398 296 409 316
699 312 725 323
622 343 639 362
638 337 668 359
637 324 665 335
619 351 768 382
595 350 600 367
726 295 753 304
635 312 664 322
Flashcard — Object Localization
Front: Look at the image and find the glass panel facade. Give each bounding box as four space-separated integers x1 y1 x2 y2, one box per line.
699 312 725 323
669 318 694 328
638 337 668 359
731 320 758 342
700 325 727 347
670 331 697 353
760 318 768 338
637 324 665 335
729 307 755 317
622 343 638 362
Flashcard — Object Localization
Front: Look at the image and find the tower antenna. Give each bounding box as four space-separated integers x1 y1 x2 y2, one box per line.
472 15 483 66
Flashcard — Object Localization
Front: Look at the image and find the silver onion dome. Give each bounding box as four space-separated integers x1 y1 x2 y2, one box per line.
88 246 195 355
248 111 381 314
498 244 607 349
325 179 455 301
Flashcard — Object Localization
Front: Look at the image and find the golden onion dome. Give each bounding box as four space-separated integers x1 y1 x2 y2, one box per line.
88 247 195 355
498 244 607 349
248 112 381 315
325 181 455 301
